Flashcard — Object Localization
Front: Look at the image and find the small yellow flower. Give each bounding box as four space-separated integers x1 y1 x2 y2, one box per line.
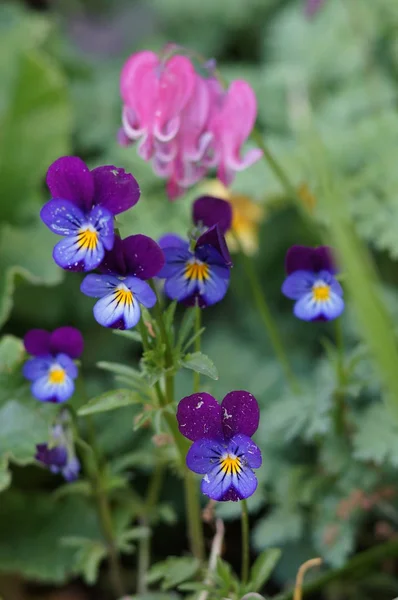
297 183 316 213
202 180 265 256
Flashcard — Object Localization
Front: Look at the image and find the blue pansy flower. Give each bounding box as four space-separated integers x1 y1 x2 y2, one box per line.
40 156 140 271
81 234 164 330
22 327 83 403
177 391 261 501
281 245 344 321
36 424 80 482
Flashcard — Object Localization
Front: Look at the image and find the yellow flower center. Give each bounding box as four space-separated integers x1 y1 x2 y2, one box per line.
48 366 66 385
312 283 330 302
77 227 98 250
184 260 210 282
220 453 242 476
114 286 133 306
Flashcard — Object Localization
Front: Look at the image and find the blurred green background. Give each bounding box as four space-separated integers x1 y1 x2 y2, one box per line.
3 0 398 599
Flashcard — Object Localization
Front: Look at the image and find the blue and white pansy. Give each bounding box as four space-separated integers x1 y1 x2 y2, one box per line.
22 327 84 403
40 156 140 271
281 245 344 321
80 234 165 330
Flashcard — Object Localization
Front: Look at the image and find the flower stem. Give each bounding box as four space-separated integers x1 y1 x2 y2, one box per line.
137 461 164 594
234 234 299 393
149 285 205 561
193 304 202 392
77 433 125 599
333 318 346 435
274 538 398 600
241 499 250 585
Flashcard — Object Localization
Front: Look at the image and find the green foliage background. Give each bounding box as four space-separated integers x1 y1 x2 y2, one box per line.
3 0 398 598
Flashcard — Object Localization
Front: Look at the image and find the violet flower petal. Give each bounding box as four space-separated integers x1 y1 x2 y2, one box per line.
122 234 165 279
196 224 232 267
91 165 140 215
186 438 224 474
193 195 232 234
24 329 51 356
177 392 223 441
158 234 189 250
281 270 315 300
100 236 127 275
50 327 84 359
221 390 260 439
40 199 85 236
46 156 94 212
81 274 120 297
285 245 335 275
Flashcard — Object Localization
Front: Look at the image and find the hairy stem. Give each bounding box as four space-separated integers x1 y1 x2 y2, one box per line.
241 499 250 585
149 287 205 560
274 538 398 600
193 304 202 392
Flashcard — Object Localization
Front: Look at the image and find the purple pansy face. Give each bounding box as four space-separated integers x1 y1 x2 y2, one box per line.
177 391 262 501
36 441 80 482
282 245 344 321
23 327 83 403
40 156 140 271
157 225 231 308
80 234 164 330
192 196 232 235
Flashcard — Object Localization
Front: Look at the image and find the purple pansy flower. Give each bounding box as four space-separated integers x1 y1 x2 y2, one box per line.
36 424 80 482
177 391 262 501
158 220 232 308
281 245 344 321
22 327 83 403
80 234 164 329
40 156 140 271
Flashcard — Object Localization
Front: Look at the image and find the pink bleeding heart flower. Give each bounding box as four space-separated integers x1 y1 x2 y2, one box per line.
207 81 263 186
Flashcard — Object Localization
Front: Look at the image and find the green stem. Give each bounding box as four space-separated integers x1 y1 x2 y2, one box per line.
78 436 125 599
193 304 201 392
241 499 250 585
235 236 299 393
149 285 205 561
274 538 398 600
333 318 346 435
137 461 164 594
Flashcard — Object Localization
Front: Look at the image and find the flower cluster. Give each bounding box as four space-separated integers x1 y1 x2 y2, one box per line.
41 156 140 271
158 196 232 307
177 390 262 501
119 49 262 199
36 422 80 482
282 245 344 321
23 327 83 403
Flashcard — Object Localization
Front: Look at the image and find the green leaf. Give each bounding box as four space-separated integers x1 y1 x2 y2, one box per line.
0 49 71 223
147 556 201 590
78 389 143 416
0 221 64 327
253 508 304 550
353 402 398 467
0 492 101 583
182 351 219 380
248 548 282 593
113 329 142 343
176 308 196 351
61 537 107 585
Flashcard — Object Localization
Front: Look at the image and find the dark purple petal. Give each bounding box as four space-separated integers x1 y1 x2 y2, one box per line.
177 393 223 441
24 329 51 356
35 443 68 468
100 236 127 275
158 234 189 250
196 225 232 267
221 391 259 439
50 327 84 359
122 234 165 280
285 245 335 275
193 196 232 234
91 165 140 215
46 156 94 212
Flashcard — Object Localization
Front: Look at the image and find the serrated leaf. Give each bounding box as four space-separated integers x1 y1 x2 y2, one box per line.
78 389 143 416
61 537 107 585
253 508 304 550
353 402 398 467
147 556 201 590
248 548 281 593
182 352 218 380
